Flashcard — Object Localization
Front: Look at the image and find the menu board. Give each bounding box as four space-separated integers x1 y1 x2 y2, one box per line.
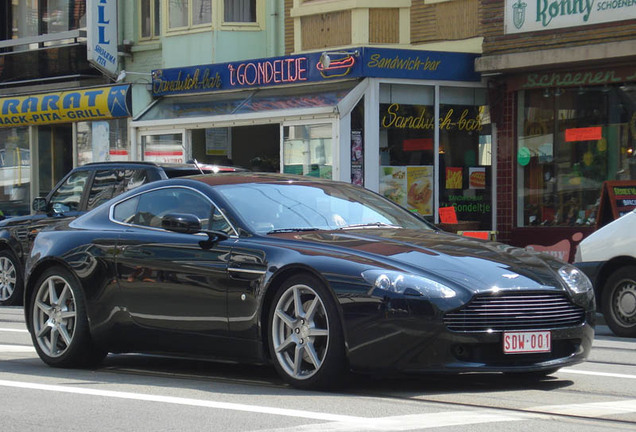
596 180 636 228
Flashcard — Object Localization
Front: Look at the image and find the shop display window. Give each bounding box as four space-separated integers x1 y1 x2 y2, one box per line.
517 85 635 227
283 124 333 178
77 119 130 165
438 87 492 230
0 128 30 217
140 133 185 163
378 84 491 229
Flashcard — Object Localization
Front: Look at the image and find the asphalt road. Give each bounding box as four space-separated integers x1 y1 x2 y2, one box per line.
1 306 635 432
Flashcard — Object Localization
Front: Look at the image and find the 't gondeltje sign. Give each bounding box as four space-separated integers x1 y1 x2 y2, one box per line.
504 0 635 33
87 0 118 76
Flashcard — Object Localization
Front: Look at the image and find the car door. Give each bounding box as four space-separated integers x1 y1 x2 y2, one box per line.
112 186 236 355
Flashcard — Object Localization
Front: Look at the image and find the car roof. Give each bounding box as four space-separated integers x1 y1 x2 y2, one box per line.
184 172 342 187
78 161 246 173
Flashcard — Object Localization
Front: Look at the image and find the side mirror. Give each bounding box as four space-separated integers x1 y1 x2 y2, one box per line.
161 213 202 234
32 197 48 212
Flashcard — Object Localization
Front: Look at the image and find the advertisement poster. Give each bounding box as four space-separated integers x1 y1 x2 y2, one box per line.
351 130 364 186
205 127 229 156
380 166 407 207
469 167 486 189
380 166 433 216
446 167 463 189
407 166 433 216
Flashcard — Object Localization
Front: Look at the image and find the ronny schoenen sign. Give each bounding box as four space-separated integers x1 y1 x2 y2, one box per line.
504 0 635 33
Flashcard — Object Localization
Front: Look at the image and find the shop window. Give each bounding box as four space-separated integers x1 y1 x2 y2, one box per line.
168 0 211 30
379 84 435 219
517 85 635 227
77 119 130 165
283 124 333 178
224 0 256 23
140 0 161 39
0 128 30 217
141 133 185 163
438 87 492 231
378 84 491 229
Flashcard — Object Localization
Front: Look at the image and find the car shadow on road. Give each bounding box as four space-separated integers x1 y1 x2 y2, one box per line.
1 352 574 398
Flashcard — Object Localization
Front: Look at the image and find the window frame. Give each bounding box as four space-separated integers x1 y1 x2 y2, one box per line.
219 0 263 31
165 0 213 33
139 0 161 41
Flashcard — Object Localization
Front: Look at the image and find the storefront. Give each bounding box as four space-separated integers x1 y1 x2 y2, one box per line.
509 68 635 261
133 47 492 229
0 85 132 217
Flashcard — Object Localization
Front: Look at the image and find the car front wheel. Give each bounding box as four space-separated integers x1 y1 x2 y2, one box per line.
29 267 106 367
268 274 347 389
0 250 22 306
602 265 636 338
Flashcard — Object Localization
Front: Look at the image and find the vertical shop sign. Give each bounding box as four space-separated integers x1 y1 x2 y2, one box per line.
351 130 364 186
87 0 118 76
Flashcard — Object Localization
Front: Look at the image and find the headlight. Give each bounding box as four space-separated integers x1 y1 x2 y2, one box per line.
558 265 593 295
362 270 456 298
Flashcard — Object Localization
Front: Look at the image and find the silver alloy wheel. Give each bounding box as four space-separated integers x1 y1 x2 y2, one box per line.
0 256 17 302
32 275 77 358
271 283 330 381
613 278 636 326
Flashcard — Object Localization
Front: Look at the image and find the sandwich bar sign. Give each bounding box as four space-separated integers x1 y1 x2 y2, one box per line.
504 0 635 34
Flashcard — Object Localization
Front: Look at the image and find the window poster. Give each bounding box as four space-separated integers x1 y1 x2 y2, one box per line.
407 166 433 216
446 167 462 189
351 130 363 186
469 167 486 189
380 166 407 207
380 166 433 216
205 127 229 156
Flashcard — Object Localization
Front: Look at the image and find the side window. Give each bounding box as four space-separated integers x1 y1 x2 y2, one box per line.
49 170 90 214
87 169 150 211
112 187 233 234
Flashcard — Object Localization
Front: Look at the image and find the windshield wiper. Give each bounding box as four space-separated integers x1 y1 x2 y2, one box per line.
267 227 323 234
339 222 401 230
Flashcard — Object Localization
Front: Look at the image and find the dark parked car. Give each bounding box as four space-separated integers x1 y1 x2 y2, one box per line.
0 161 244 306
24 173 595 389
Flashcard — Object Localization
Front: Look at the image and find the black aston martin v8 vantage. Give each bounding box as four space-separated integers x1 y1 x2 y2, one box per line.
24 173 595 389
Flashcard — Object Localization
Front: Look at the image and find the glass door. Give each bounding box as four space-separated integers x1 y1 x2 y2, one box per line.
37 125 73 197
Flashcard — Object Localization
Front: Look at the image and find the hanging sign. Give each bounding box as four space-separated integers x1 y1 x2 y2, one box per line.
87 0 119 76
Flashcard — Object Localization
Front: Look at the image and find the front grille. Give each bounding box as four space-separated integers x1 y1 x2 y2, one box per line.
444 292 586 332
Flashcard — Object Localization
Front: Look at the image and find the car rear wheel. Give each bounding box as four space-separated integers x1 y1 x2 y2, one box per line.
0 250 22 306
268 274 347 389
29 267 106 367
602 265 636 338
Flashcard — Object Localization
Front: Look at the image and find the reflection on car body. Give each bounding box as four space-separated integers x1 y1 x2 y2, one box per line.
24 173 595 389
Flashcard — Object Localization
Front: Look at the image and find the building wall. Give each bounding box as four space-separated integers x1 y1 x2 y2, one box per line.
480 0 635 56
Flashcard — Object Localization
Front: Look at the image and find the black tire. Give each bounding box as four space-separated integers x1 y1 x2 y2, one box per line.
268 274 347 389
0 249 23 306
29 267 107 368
602 265 636 338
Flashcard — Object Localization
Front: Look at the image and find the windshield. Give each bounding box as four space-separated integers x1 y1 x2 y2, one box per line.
216 181 434 234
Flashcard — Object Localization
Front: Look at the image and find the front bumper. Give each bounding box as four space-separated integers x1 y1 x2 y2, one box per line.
341 294 595 374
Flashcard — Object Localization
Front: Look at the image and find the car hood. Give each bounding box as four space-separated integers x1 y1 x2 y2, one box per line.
272 229 566 293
